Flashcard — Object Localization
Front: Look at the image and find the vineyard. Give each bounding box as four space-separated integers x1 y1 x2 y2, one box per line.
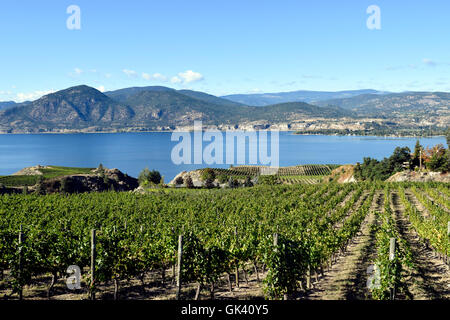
198 164 340 185
0 182 448 300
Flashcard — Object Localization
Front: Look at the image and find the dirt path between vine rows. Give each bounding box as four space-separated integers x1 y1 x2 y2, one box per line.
304 191 382 300
390 191 450 300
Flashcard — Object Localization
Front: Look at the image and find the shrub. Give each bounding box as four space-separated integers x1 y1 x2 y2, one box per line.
138 168 162 186
201 168 216 182
424 144 448 172
258 175 279 185
217 174 228 184
175 176 184 185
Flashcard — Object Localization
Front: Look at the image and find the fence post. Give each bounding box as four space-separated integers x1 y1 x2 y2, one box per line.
389 237 396 300
176 235 183 300
18 224 23 300
90 229 96 300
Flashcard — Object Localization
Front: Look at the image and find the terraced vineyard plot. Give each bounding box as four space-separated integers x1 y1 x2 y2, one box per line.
201 164 339 185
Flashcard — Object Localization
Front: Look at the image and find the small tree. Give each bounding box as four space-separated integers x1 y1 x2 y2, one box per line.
424 144 447 172
185 176 194 189
138 168 162 186
98 163 106 178
424 144 448 172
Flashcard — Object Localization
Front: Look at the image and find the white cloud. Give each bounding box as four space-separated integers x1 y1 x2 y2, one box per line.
74 68 83 75
123 69 137 77
153 73 167 81
105 73 112 78
423 58 437 66
171 76 182 84
96 86 106 92
142 72 168 81
16 90 54 102
177 70 204 83
142 72 152 80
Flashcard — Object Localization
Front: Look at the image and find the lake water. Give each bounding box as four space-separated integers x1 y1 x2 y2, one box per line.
0 132 445 181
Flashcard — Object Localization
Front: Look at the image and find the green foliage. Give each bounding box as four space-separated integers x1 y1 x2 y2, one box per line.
138 168 162 186
263 234 307 299
258 175 279 186
217 174 228 184
0 166 95 188
39 166 94 179
0 182 446 300
371 186 413 300
0 175 40 187
354 147 412 181
34 176 46 195
200 168 216 182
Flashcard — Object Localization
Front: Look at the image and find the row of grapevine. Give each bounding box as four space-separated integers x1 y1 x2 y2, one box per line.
397 186 449 262
0 183 376 300
370 186 413 300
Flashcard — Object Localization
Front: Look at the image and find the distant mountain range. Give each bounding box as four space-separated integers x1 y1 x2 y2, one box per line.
222 89 389 106
0 85 353 133
315 92 450 128
0 86 448 133
0 101 18 111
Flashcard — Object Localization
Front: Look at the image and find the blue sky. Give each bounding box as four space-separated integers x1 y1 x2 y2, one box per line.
0 0 449 101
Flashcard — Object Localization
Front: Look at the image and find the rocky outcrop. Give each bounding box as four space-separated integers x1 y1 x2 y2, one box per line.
38 168 138 194
386 171 450 183
12 165 49 176
169 170 206 187
324 165 356 183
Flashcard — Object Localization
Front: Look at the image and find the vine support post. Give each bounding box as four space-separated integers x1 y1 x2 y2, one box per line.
447 221 450 237
389 237 396 300
90 229 96 300
176 235 183 300
273 233 278 250
18 224 23 300
273 233 279 300
389 238 396 261
306 264 311 290
234 227 239 288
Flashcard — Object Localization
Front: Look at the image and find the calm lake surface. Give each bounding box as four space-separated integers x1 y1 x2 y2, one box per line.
0 132 445 181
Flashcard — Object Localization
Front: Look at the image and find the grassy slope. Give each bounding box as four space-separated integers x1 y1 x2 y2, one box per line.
0 166 95 187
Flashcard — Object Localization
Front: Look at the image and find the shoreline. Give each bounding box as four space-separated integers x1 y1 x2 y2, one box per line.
0 130 445 139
